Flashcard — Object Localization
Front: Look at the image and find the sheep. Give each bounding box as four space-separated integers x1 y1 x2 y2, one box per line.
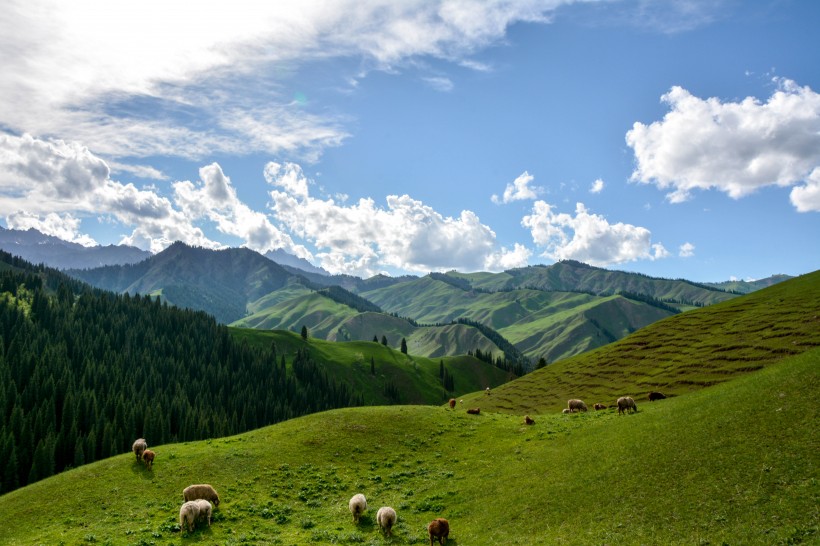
194 499 213 527
428 517 450 545
617 396 638 415
448 398 456 409
142 449 155 468
179 500 200 532
466 407 481 415
562 408 571 414
485 387 491 395
132 438 147 461
376 506 397 536
349 493 367 523
567 399 588 413
183 484 220 507
524 415 535 425
593 403 607 410
648 391 667 401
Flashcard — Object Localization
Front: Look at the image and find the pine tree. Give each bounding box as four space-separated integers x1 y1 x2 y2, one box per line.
381 335 388 346
372 335 378 343
370 356 375 375
301 325 308 340
400 338 407 354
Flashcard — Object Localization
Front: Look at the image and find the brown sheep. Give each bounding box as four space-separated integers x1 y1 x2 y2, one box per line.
617 396 638 415
524 415 535 425
428 517 450 545
183 484 220 507
449 398 456 409
593 403 607 410
648 391 667 401
142 449 155 468
567 399 588 413
466 407 481 415
132 438 147 461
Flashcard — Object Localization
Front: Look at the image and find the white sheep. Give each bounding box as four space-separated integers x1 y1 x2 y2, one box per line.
183 484 220 507
617 396 638 415
194 499 213 526
376 506 397 536
179 500 200 532
349 493 367 523
132 438 147 461
567 399 588 413
562 408 571 414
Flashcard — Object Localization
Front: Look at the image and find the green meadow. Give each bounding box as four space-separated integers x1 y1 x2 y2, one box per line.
0 347 816 545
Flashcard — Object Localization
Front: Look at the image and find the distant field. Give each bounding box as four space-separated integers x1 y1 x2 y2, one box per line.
0 348 816 544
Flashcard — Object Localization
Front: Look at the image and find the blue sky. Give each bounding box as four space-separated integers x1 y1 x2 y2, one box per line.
0 0 818 281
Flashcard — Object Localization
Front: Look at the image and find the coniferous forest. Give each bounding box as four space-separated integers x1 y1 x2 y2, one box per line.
0 251 362 494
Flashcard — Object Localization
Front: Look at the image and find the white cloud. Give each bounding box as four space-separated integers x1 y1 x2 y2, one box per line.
0 0 570 162
626 79 820 211
790 167 820 213
266 161 522 276
679 242 695 257
6 211 97 247
174 163 311 258
590 178 605 194
492 171 542 204
521 201 668 266
422 76 455 92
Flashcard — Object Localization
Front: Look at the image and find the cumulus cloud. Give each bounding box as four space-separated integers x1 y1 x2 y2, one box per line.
266 161 522 276
590 178 605 194
626 79 820 211
0 0 567 162
679 242 695 257
521 201 668 266
492 171 542 204
790 167 820 213
174 163 311 258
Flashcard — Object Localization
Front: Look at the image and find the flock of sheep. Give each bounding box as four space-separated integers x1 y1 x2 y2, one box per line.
132 438 219 534
349 493 450 544
127 389 668 539
131 438 449 542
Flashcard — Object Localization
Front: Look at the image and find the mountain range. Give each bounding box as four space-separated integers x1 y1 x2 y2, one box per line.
0 227 793 365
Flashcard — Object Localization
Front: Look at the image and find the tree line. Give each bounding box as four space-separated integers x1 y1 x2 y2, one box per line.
0 252 361 495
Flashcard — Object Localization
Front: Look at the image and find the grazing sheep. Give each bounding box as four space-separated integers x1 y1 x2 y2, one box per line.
617 396 638 415
376 506 397 536
194 499 213 526
449 398 456 409
183 484 220 507
648 391 667 401
132 438 147 461
428 517 450 545
179 500 200 532
593 403 607 410
349 493 367 523
524 415 535 425
567 399 588 413
466 407 481 415
485 387 491 395
562 408 571 414
142 449 155 468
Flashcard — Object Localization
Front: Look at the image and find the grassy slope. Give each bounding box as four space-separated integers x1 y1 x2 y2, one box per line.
1 348 816 545
465 270 820 414
229 329 513 405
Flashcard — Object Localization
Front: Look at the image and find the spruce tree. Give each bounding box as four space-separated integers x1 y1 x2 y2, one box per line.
400 338 407 354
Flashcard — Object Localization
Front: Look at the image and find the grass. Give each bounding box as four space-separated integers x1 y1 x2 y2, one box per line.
1 347 817 545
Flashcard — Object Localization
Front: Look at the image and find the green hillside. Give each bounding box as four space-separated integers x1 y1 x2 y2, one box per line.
1 348 815 544
360 276 675 363
230 329 513 405
465 269 820 414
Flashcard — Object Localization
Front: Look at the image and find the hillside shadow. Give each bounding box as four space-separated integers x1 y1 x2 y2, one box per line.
130 460 154 479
